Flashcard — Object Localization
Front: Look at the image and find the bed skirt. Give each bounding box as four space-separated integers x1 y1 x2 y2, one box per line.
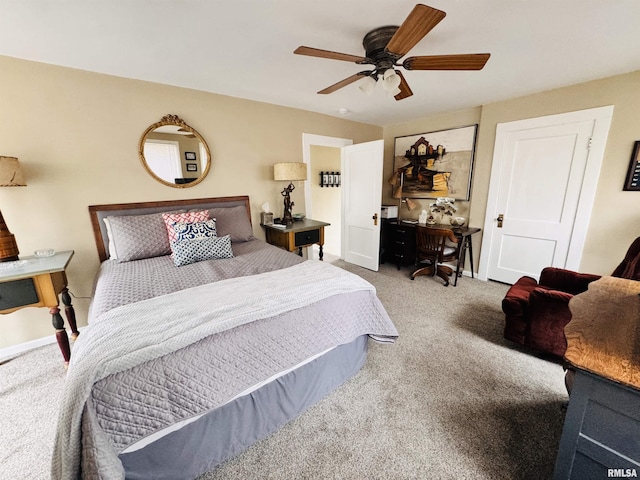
119 335 369 479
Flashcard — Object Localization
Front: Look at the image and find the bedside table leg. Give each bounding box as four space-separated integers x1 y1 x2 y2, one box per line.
61 288 79 341
319 244 324 261
51 307 71 367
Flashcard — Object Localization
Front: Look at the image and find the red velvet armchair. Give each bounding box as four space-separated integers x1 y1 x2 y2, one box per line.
502 236 640 357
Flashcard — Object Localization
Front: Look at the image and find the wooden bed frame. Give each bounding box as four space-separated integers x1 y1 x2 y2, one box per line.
88 196 251 262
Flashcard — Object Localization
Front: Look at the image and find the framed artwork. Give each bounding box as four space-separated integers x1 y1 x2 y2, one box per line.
623 141 640 191
186 163 198 172
393 124 478 200
185 152 196 161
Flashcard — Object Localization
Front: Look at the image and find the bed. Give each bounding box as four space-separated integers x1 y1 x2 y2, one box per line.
52 196 398 480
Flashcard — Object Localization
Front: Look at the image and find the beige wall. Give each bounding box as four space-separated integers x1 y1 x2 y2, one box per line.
0 55 382 349
383 70 640 277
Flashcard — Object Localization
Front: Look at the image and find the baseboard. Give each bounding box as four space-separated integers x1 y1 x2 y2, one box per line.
0 328 84 363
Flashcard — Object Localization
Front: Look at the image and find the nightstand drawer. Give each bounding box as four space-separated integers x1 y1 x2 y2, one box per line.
0 278 39 310
295 229 320 247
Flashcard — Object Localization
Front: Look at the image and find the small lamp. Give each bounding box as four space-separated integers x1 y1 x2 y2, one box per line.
389 169 417 221
0 156 27 262
274 162 307 226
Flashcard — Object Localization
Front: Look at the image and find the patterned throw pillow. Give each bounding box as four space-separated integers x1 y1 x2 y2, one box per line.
173 219 217 241
162 210 210 243
171 234 234 267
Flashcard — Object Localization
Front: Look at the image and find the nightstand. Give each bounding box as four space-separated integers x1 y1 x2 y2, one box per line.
0 250 78 366
263 219 330 260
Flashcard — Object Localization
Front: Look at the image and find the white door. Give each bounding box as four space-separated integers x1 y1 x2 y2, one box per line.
479 106 613 284
342 140 384 271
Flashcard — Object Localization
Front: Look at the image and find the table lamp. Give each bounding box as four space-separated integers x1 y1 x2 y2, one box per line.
274 162 307 226
0 156 26 262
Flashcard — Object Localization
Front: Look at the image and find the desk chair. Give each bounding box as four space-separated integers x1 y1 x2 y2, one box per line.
411 226 458 286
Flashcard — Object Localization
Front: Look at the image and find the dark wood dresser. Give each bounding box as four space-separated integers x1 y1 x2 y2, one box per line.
553 276 640 479
380 220 416 269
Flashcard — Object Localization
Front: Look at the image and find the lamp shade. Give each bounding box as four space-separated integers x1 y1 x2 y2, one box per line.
405 198 418 211
358 76 376 95
0 156 26 186
274 162 307 182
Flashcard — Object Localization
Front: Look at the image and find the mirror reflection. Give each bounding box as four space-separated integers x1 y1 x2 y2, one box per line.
138 114 211 188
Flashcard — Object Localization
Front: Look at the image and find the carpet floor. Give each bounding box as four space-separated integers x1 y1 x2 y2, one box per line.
0 260 568 479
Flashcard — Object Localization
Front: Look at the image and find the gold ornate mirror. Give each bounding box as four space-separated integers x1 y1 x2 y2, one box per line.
138 114 211 188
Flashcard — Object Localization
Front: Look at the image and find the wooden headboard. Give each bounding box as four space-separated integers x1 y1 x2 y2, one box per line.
88 196 251 262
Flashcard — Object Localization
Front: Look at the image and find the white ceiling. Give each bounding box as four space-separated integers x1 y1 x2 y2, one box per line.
1 1 639 127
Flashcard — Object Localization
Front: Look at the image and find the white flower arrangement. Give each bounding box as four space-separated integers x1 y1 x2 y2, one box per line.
429 197 458 217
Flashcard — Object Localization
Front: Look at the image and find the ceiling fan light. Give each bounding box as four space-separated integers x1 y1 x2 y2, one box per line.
388 87 402 97
382 69 401 91
358 76 376 95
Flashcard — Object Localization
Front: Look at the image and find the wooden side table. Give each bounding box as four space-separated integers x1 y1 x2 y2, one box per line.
263 219 330 260
0 250 78 366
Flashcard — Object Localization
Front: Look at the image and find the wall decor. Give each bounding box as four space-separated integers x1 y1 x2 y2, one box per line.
319 171 341 187
392 124 477 200
186 163 198 172
185 152 197 161
623 141 640 191
138 114 211 188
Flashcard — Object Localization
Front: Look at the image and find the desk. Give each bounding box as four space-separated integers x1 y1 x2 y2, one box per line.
381 220 481 286
0 250 78 366
262 219 330 260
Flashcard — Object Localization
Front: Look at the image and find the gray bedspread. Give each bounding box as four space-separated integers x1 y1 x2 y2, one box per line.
52 241 398 480
89 239 304 319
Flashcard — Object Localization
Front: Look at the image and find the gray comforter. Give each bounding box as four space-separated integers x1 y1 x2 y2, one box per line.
52 241 397 479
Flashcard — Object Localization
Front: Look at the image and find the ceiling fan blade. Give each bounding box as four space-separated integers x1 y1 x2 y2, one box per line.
386 4 446 57
294 46 367 63
394 71 413 100
403 53 491 70
318 72 370 94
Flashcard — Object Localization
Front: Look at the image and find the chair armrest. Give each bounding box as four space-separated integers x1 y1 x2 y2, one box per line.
526 287 575 357
502 276 538 316
530 286 574 304
539 267 601 295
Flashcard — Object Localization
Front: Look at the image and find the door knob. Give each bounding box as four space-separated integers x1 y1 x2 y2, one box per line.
496 214 504 228
372 213 378 226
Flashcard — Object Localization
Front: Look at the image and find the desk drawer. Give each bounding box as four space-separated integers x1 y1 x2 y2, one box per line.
295 229 320 247
0 278 39 310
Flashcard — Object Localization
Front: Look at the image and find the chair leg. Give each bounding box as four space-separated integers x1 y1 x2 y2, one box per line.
411 265 435 279
436 265 454 286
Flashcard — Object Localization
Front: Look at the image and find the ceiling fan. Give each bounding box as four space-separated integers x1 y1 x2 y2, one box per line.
294 3 490 100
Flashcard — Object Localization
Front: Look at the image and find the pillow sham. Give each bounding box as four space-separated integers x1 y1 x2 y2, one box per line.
171 234 234 267
105 210 185 262
162 210 210 243
207 206 254 242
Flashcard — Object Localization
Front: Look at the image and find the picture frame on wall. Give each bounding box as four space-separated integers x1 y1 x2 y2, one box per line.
623 141 640 191
186 163 198 172
392 124 478 200
185 152 196 161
